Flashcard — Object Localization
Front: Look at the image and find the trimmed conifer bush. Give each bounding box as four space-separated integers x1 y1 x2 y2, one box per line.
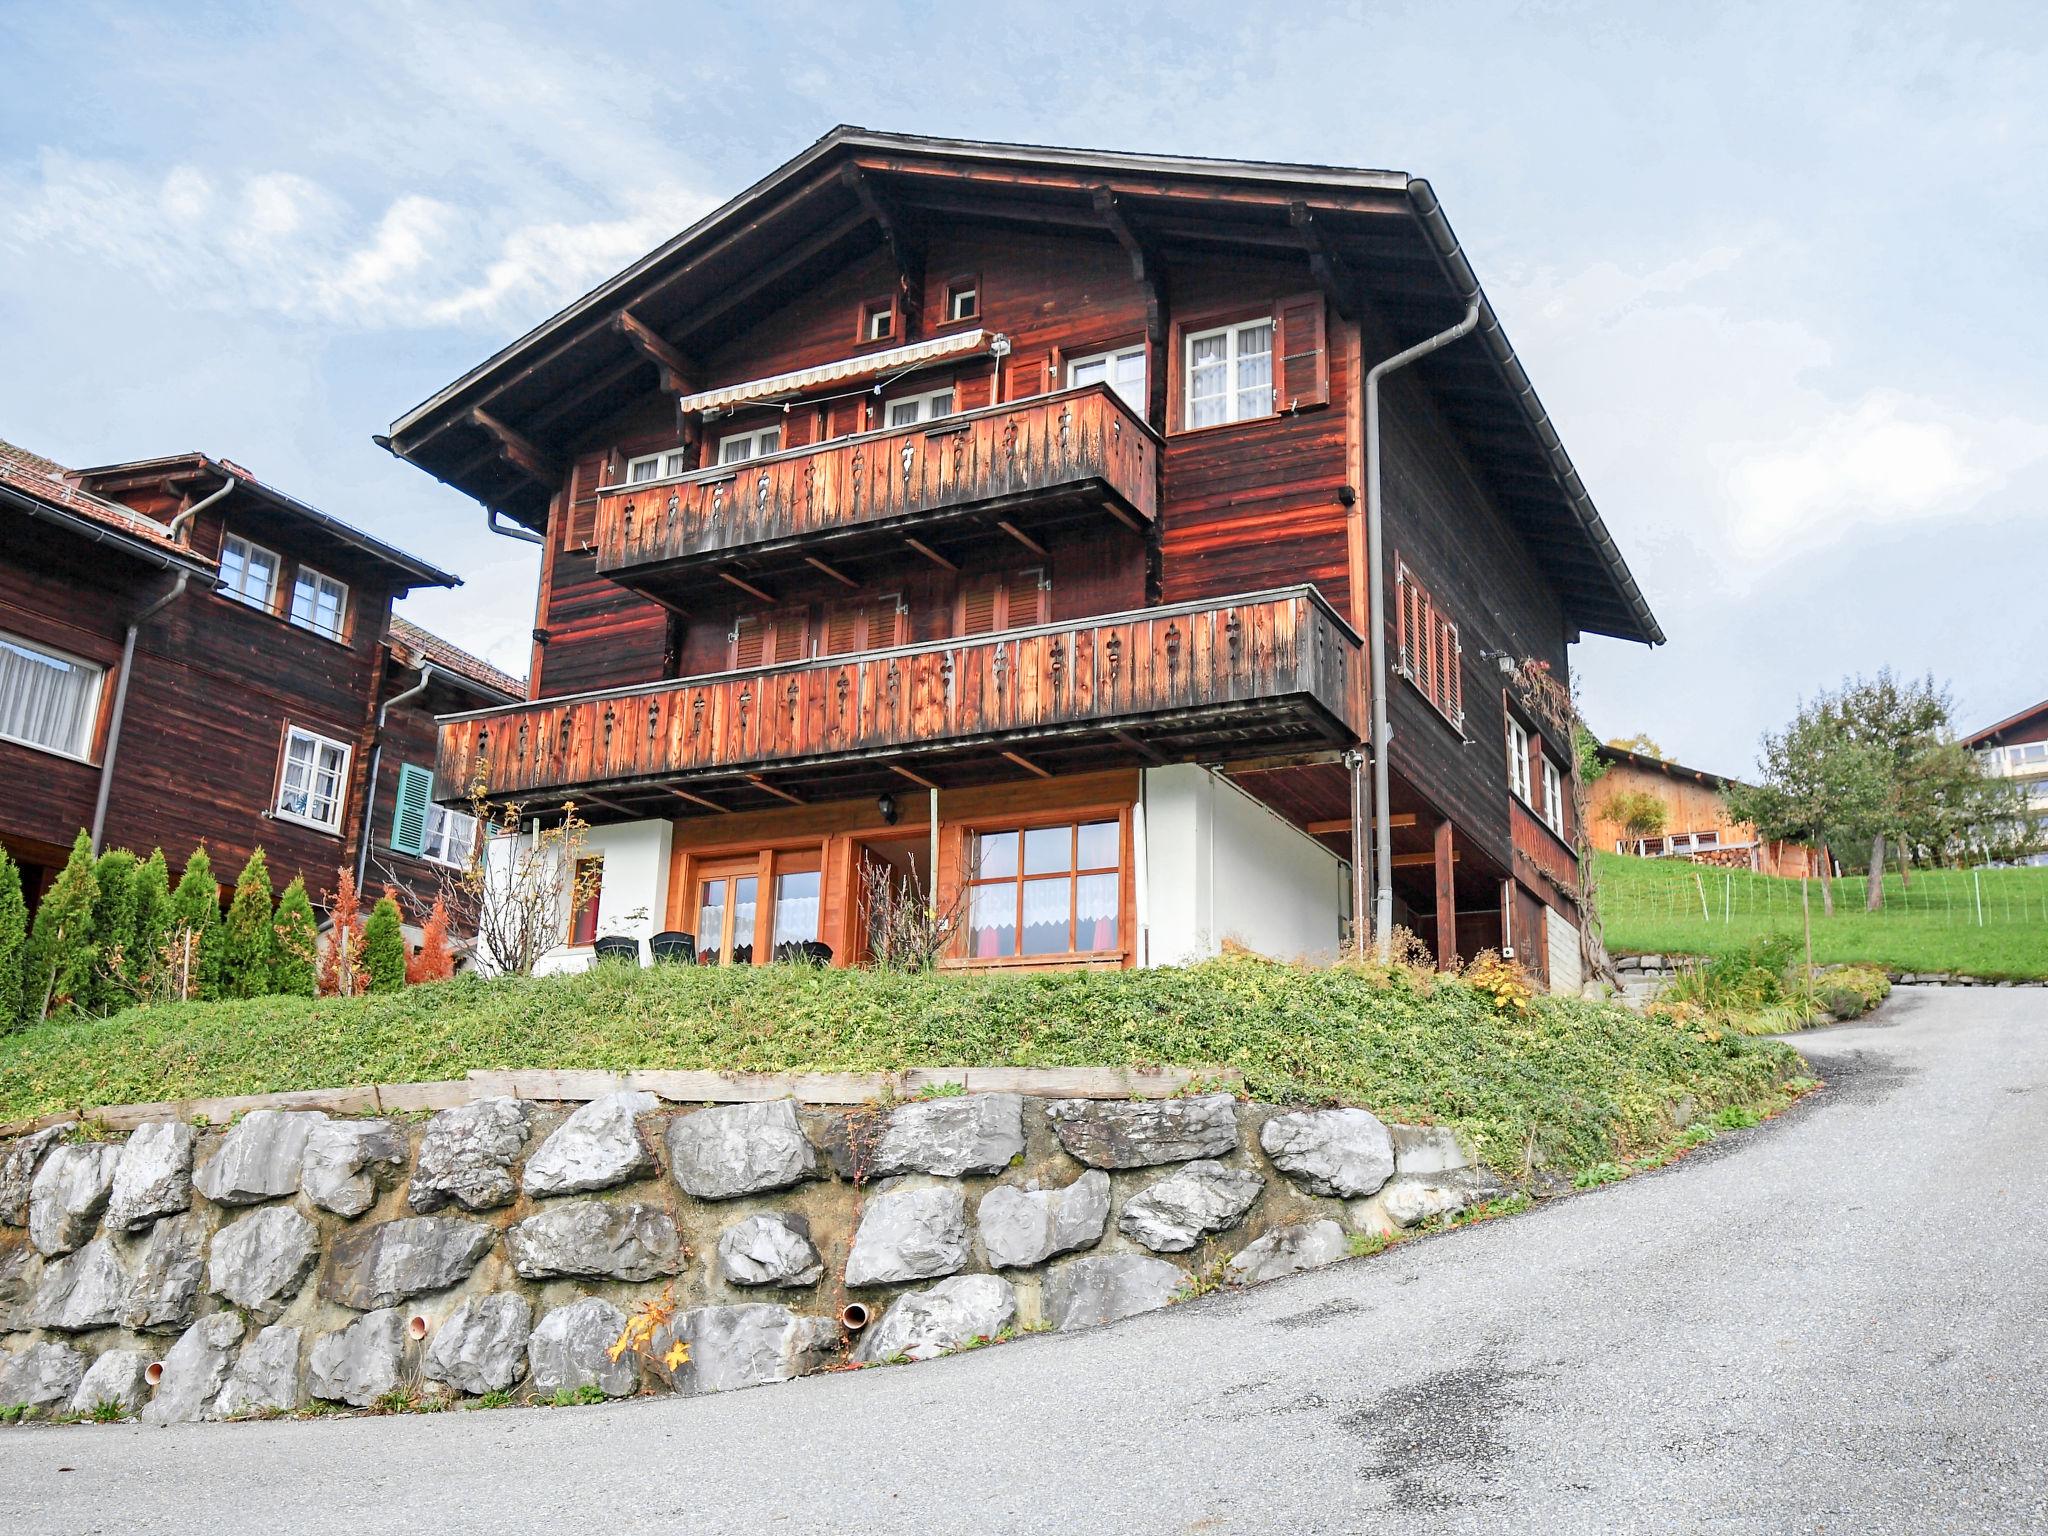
166 845 221 1002
219 848 277 999
25 830 98 1020
128 850 171 999
0 848 27 1030
364 889 407 994
272 876 319 997
87 849 140 1014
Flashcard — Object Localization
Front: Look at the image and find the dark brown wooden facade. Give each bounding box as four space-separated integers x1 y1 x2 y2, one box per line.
0 443 510 917
388 129 1661 975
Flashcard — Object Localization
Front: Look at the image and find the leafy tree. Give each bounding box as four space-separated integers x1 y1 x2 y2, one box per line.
166 845 221 1001
86 849 140 1014
406 895 457 984
219 848 277 998
1607 789 1669 846
25 830 98 1020
1605 733 1669 761
1726 700 1883 917
0 849 28 1030
127 850 172 1001
271 876 320 997
364 888 407 993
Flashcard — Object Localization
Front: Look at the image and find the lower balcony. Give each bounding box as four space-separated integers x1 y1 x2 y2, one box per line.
436 587 1362 818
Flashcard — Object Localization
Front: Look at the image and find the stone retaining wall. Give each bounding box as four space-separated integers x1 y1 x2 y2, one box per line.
0 1086 1510 1421
1612 953 2045 995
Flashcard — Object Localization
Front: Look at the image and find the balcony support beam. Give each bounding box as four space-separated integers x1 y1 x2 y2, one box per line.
745 773 806 806
668 787 732 815
889 763 941 790
805 555 860 588
1002 750 1052 780
996 519 1047 557
1091 187 1157 284
719 570 777 605
904 536 958 572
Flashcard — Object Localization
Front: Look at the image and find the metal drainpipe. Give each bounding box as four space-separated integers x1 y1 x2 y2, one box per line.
355 663 442 886
166 471 235 545
1365 298 1480 956
90 571 190 852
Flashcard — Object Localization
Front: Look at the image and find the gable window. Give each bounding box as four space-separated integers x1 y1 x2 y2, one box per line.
859 297 896 344
289 566 348 641
1394 561 1464 729
0 631 104 761
1506 716 1532 805
219 533 281 612
276 724 351 833
885 388 955 428
625 448 692 483
1184 318 1273 428
944 277 979 323
1541 757 1566 837
717 427 783 466
1069 345 1147 413
957 567 1047 637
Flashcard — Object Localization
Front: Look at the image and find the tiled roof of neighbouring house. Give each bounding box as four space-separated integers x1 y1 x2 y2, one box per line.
387 613 526 701
0 438 215 563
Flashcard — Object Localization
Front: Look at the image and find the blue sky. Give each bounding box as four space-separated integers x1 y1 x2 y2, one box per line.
3 0 2042 772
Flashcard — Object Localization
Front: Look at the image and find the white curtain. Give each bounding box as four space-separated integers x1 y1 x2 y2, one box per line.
0 636 101 757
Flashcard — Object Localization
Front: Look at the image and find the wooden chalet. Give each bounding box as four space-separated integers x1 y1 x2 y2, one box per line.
0 440 518 918
1965 697 2048 865
1587 745 1828 878
384 127 1663 988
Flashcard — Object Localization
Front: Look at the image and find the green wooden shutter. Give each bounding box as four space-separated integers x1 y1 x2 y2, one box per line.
391 763 433 855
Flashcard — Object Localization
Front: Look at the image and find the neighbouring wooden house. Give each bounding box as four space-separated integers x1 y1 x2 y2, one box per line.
382 128 1663 989
0 440 519 922
1965 697 2048 865
1587 744 1827 878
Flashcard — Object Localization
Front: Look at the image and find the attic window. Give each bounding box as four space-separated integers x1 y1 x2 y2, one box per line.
944 278 979 323
859 297 896 344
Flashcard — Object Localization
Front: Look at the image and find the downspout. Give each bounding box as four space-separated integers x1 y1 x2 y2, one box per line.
166 470 235 546
355 662 442 886
90 571 191 852
1365 298 1480 955
486 507 544 545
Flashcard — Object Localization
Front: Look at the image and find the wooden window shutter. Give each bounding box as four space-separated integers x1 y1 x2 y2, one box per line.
825 602 861 657
565 453 605 550
770 611 808 664
1274 291 1329 411
390 763 433 855
1004 357 1046 401
1394 564 1412 674
868 596 904 649
1446 622 1464 725
1004 566 1046 627
731 613 768 670
959 577 1000 637
955 373 993 412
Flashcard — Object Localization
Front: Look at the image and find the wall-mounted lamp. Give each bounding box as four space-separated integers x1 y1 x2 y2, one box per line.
877 792 900 826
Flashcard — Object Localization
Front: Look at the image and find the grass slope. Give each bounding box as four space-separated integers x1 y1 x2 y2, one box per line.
0 957 1794 1177
1596 853 2048 980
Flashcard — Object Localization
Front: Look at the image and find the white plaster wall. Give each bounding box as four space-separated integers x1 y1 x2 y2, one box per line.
1546 907 1583 996
1142 765 1346 966
507 818 672 976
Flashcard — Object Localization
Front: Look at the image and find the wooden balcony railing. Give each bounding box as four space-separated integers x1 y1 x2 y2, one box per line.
592 383 1157 580
436 588 1361 811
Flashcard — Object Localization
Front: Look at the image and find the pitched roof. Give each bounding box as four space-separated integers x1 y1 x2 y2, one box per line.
1595 742 1741 792
0 438 215 568
386 614 525 702
75 452 461 592
1964 696 2048 748
383 125 1661 647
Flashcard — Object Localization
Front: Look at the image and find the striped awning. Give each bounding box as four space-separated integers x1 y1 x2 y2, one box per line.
676 329 995 414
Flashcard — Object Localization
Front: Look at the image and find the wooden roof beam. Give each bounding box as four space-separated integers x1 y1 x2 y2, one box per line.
613 311 698 395
744 773 806 806
889 762 941 790
841 164 924 278
1289 202 1361 322
905 536 958 571
804 555 860 588
995 519 1047 557
469 407 561 487
1091 186 1155 283
719 570 777 605
668 786 733 814
678 208 875 347
1001 750 1052 779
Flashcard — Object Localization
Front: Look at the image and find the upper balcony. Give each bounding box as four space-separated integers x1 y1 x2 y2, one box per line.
591 383 1157 605
435 586 1361 819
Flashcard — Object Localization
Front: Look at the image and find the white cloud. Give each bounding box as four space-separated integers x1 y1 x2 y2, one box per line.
0 149 707 333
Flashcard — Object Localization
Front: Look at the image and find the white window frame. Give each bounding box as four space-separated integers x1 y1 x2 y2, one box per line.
862 300 895 343
0 630 105 763
945 279 979 322
716 427 784 466
420 801 479 869
1540 758 1565 836
288 565 349 641
274 724 352 834
1067 345 1148 412
218 532 282 612
884 388 956 429
624 448 694 483
1506 717 1532 804
1183 316 1274 429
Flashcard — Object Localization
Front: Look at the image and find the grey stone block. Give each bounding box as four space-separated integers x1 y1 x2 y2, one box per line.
855 1275 1016 1363
208 1205 320 1320
506 1199 681 1282
844 1182 969 1287
716 1213 824 1289
1260 1107 1395 1198
424 1295 532 1396
0 1124 69 1226
105 1121 195 1232
300 1120 407 1218
667 1100 818 1201
1044 1094 1239 1169
1375 1165 1517 1229
141 1311 245 1424
827 1094 1025 1179
29 1235 131 1331
194 1110 327 1206
527 1297 637 1399
215 1324 301 1418
1225 1220 1350 1284
27 1141 120 1255
1389 1123 1471 1177
1118 1160 1265 1252
321 1215 497 1311
977 1169 1110 1269
409 1098 531 1213
522 1091 660 1197
675 1304 838 1392
309 1309 405 1407
123 1210 209 1331
0 1338 86 1409
1041 1253 1185 1330
69 1347 154 1419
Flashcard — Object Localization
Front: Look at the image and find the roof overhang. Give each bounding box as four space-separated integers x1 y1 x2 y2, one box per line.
77 453 461 592
383 126 1661 646
0 480 216 576
1964 697 2048 748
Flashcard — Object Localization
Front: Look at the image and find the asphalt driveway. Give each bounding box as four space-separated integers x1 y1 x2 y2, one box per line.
6 986 2043 1535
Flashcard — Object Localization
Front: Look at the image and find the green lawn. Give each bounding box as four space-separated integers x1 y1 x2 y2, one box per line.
1595 853 2048 980
0 956 1796 1178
